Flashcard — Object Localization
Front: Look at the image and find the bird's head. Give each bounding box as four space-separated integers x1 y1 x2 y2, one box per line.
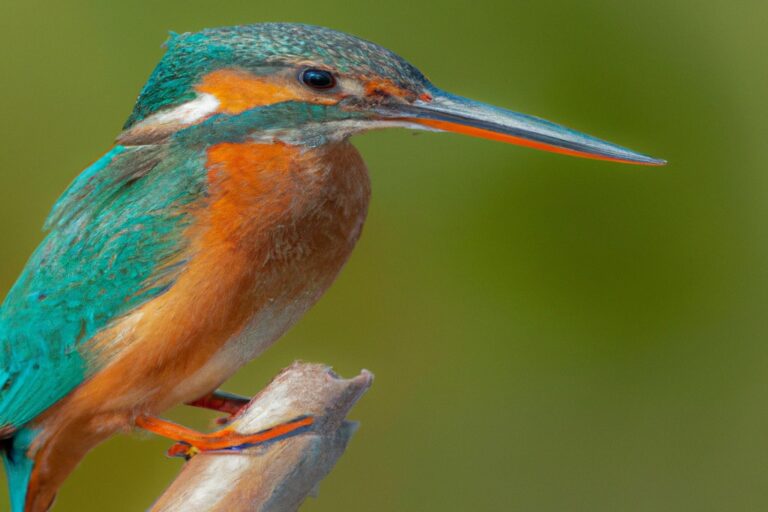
119 23 664 165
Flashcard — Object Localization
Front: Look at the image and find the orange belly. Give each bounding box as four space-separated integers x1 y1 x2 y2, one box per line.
26 140 370 509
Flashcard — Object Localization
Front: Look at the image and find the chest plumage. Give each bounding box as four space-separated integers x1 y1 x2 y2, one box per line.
147 140 372 408
65 140 370 419
10 139 369 512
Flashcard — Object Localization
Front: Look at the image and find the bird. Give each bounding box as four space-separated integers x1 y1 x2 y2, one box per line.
0 22 664 512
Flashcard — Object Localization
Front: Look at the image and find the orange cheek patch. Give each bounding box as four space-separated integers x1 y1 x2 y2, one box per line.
196 70 297 114
196 69 337 115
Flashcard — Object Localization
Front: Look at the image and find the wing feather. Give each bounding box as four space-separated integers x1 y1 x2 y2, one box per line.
0 143 207 431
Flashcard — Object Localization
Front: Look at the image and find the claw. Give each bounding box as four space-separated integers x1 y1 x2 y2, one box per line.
167 442 199 460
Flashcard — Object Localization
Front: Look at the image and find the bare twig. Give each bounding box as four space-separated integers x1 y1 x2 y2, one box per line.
150 362 373 512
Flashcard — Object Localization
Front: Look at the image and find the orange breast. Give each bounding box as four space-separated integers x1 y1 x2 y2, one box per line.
37 139 371 436
25 140 370 509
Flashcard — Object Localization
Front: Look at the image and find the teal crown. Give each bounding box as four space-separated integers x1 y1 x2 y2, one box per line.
124 23 428 128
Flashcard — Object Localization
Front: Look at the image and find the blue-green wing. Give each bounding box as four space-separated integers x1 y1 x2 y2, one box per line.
0 144 206 432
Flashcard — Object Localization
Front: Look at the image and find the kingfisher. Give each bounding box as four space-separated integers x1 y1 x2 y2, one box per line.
0 23 664 512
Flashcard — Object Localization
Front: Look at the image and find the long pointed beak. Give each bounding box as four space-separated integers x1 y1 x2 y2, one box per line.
376 87 665 166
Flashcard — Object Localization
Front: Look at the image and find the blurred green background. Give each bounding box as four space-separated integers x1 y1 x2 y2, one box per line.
1 0 766 510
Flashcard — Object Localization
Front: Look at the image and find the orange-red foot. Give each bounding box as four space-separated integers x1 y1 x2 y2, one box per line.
136 415 314 460
186 390 251 425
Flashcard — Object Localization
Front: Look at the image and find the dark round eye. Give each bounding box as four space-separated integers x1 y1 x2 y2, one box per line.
300 69 336 90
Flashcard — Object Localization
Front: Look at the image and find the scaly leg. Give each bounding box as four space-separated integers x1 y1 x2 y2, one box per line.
186 390 251 424
135 415 314 459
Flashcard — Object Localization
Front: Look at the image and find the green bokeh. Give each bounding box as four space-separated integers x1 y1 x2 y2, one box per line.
1 0 766 510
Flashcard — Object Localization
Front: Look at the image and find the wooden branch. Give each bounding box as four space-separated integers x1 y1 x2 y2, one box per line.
150 362 373 512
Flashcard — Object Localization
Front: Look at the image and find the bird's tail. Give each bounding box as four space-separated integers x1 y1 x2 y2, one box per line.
1 429 36 512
